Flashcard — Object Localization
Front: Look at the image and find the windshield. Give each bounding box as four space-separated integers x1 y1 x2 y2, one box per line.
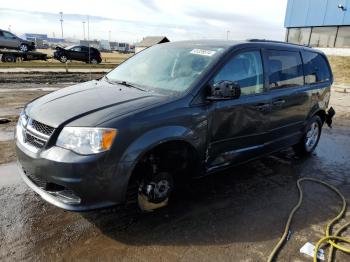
65 45 76 50
106 44 225 94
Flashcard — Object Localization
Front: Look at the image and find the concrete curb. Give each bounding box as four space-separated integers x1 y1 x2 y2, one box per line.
333 83 350 93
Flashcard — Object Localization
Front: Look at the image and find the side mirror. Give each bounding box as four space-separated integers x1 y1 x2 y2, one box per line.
207 80 241 101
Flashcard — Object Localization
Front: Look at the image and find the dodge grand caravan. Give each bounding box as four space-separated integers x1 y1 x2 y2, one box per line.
16 40 335 211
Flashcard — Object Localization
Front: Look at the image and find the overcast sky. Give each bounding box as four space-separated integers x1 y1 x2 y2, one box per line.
0 0 288 43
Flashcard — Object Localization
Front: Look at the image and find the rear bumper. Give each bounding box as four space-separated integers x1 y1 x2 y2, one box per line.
16 140 127 211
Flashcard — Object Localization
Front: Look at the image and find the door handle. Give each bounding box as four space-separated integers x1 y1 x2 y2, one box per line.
272 99 286 106
254 103 271 111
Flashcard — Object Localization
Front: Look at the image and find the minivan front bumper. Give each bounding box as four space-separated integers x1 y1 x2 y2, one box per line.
16 140 126 211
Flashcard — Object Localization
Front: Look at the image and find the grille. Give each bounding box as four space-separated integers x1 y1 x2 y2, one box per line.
27 174 47 188
31 120 54 136
25 133 46 149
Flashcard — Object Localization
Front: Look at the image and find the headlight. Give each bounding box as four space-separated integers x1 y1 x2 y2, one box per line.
15 111 27 140
56 127 117 155
18 111 28 127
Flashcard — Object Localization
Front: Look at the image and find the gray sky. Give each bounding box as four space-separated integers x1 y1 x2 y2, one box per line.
0 0 288 43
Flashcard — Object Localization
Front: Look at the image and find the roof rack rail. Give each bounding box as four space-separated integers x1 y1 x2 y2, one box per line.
247 39 312 48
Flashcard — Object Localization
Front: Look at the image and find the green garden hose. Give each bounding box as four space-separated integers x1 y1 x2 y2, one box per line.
267 178 350 262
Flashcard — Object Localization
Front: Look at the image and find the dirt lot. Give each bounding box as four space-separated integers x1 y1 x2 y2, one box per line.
1 73 350 261
0 50 132 68
328 56 350 84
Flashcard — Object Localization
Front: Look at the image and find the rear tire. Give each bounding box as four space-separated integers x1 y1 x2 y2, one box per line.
293 115 322 156
89 58 98 64
2 54 16 63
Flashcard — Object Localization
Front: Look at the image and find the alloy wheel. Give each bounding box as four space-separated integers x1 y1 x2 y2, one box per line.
305 122 320 152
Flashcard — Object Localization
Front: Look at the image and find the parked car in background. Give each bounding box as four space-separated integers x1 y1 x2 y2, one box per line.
16 40 334 212
53 45 102 64
111 42 134 53
0 29 35 52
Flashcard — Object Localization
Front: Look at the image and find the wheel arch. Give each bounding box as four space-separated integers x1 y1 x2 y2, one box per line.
313 109 326 124
114 126 202 202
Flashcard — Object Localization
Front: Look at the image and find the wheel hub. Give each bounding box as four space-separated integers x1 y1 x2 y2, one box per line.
139 172 173 205
153 180 170 199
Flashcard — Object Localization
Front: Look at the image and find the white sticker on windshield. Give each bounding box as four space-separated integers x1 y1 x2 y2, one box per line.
190 49 216 56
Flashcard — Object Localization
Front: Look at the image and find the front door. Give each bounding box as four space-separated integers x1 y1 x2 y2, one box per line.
69 46 85 61
263 49 310 150
0 31 18 48
208 49 272 171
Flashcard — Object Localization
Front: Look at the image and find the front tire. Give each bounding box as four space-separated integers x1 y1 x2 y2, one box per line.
293 115 322 156
59 55 68 63
19 44 28 52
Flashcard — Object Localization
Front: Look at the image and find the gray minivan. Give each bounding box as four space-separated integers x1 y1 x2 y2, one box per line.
16 40 334 212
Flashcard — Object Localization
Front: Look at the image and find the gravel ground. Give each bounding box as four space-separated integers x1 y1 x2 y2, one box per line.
1 73 350 261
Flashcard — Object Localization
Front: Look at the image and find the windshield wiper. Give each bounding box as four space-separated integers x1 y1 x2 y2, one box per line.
116 81 147 92
103 75 113 84
103 77 147 91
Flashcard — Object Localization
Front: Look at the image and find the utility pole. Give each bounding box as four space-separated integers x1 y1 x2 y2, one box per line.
8 25 11 32
82 21 86 40
109 30 111 42
226 30 230 40
87 15 91 80
59 12 64 40
87 16 90 43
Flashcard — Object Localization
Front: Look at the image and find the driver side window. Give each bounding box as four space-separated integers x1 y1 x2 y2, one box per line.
3 31 15 39
71 47 81 52
213 50 264 96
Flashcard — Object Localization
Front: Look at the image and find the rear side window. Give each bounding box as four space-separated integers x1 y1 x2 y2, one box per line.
266 50 304 89
302 52 331 84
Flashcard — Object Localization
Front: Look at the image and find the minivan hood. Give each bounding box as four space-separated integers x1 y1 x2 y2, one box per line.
25 80 166 128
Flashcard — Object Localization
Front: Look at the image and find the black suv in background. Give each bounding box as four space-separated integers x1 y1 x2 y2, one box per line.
16 40 334 212
54 45 102 64
0 29 35 52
